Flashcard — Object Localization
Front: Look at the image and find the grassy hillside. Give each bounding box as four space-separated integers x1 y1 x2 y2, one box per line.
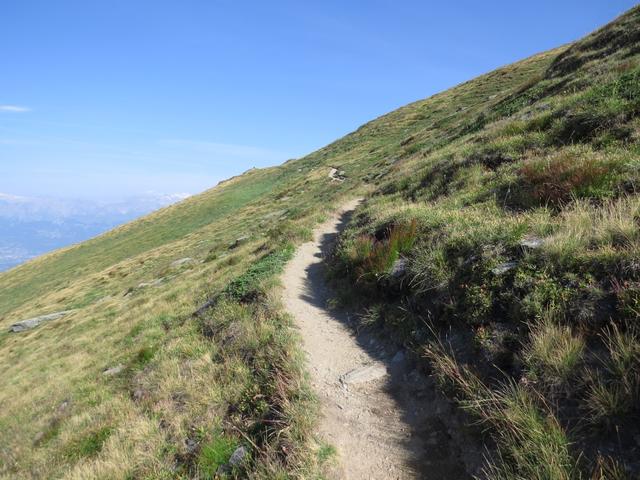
330 6 640 479
0 161 362 478
1 5 640 479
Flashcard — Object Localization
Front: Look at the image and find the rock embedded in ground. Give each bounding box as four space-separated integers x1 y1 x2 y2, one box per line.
137 278 164 289
124 278 165 296
170 257 193 268
103 364 124 376
132 388 146 401
9 310 73 333
262 209 288 219
229 445 249 466
389 258 408 278
491 261 518 275
328 167 346 182
216 446 249 476
340 363 388 385
520 236 545 249
229 236 249 249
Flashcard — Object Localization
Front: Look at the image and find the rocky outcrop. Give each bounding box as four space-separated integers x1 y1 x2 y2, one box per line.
328 167 346 182
9 310 73 332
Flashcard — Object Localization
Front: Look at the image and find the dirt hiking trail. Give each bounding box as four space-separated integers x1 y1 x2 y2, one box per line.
282 200 483 479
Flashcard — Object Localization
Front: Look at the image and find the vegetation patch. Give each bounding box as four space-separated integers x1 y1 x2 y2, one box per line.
224 244 295 301
327 9 640 477
63 426 114 461
197 435 239 478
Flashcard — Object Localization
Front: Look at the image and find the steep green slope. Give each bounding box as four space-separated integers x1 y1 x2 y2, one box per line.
0 162 357 478
330 6 640 479
1 5 639 479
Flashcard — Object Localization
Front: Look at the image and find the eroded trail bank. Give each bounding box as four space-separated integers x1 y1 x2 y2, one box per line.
282 201 480 479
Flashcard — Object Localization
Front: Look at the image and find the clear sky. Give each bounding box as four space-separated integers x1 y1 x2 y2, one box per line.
1 0 637 200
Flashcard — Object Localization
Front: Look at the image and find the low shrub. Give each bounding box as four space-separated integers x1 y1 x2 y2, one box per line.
585 323 640 427
424 341 578 480
542 197 640 267
523 312 585 387
520 148 617 206
585 324 640 427
344 219 417 279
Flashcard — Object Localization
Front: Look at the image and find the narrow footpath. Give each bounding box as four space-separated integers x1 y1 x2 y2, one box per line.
282 200 480 479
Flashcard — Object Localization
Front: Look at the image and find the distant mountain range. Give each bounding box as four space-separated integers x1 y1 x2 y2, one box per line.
0 192 190 271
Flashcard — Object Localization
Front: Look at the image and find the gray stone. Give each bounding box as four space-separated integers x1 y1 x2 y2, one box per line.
492 261 517 275
185 437 198 455
170 257 193 268
137 278 164 289
520 236 545 249
328 168 346 182
389 258 408 278
340 364 387 385
103 364 124 376
229 236 249 249
229 445 249 466
9 310 73 332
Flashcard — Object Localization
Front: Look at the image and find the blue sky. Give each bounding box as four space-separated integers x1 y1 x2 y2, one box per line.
1 0 637 200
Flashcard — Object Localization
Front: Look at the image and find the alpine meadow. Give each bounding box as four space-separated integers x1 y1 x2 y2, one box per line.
2 5 640 479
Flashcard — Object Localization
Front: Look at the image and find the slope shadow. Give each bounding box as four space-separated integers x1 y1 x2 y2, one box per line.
298 207 486 479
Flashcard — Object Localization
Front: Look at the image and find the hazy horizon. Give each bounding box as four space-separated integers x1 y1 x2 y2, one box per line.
0 190 193 271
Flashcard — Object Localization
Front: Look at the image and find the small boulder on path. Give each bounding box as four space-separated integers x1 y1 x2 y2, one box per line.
340 363 387 385
9 311 73 333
